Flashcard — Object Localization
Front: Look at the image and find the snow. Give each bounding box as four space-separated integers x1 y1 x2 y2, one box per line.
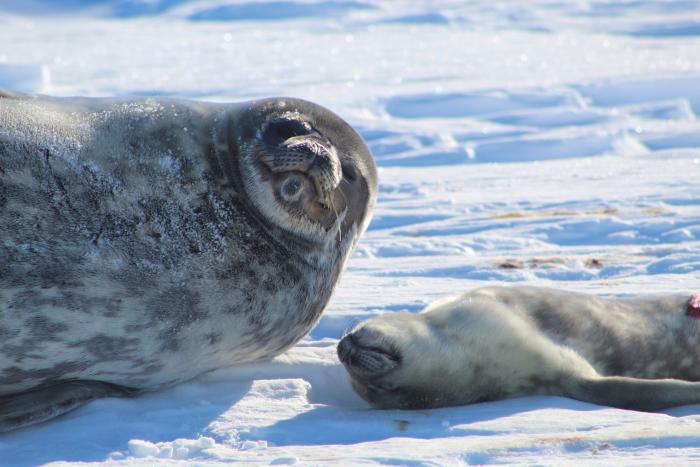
1 0 700 465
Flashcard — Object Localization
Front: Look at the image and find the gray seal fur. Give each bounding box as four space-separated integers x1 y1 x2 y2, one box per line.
0 91 376 431
338 286 700 411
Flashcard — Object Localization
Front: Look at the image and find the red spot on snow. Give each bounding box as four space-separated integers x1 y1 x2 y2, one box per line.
687 294 700 318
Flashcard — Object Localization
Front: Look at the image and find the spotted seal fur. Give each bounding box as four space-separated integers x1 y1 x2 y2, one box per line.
0 91 376 431
338 286 700 411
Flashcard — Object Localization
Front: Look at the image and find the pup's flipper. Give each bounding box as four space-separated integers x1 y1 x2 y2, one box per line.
566 375 700 411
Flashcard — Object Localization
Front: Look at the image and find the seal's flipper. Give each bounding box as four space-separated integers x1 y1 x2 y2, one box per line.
0 380 138 433
566 376 700 411
0 89 23 99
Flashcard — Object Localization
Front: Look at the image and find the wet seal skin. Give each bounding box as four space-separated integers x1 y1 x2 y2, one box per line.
339 286 700 411
0 91 377 432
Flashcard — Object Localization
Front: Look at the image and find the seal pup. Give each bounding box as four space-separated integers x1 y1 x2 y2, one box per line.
0 91 377 432
338 286 700 411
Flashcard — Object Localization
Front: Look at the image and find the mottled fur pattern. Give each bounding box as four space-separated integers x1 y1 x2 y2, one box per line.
0 92 376 431
338 286 700 411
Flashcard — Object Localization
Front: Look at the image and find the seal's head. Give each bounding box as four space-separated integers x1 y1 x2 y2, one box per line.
233 98 377 246
337 310 469 409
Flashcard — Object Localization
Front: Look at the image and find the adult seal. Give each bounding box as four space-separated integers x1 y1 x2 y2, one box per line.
338 286 700 411
0 91 377 432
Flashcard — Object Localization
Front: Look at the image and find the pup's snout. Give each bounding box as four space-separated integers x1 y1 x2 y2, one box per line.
336 330 400 378
337 333 355 363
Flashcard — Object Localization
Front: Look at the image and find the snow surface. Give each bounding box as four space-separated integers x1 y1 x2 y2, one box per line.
1 0 700 465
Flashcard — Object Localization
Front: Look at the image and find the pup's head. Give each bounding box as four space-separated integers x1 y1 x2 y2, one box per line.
337 311 468 409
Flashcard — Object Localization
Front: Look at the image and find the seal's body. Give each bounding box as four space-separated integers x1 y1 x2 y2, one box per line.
0 92 376 431
338 286 700 411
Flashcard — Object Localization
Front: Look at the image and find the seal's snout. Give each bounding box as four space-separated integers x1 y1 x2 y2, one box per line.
262 118 312 146
337 333 356 363
337 330 400 378
239 98 374 243
259 117 342 206
283 138 341 202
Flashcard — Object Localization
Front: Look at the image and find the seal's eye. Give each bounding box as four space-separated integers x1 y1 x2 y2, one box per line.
264 119 311 145
280 173 304 202
341 160 358 182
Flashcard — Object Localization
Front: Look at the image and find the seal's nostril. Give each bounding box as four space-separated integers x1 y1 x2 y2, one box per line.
337 334 355 362
263 119 311 146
